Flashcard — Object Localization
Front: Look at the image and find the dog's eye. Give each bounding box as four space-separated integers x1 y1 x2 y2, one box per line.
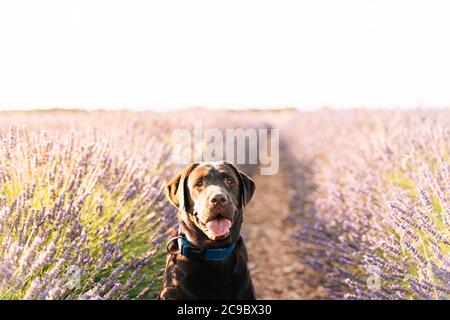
196 180 204 188
225 177 234 186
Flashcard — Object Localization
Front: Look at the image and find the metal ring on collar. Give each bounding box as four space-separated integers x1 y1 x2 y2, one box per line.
166 236 183 255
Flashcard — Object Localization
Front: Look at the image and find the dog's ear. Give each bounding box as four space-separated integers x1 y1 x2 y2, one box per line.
165 163 199 212
223 161 255 207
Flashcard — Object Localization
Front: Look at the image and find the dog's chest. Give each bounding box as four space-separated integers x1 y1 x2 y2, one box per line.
173 257 236 297
162 249 251 299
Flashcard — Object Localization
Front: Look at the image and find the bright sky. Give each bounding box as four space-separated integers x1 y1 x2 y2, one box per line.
0 0 449 111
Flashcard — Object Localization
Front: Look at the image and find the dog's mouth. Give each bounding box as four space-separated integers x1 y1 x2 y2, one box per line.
193 213 232 240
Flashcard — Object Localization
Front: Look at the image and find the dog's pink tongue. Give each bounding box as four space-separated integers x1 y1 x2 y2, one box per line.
206 218 232 237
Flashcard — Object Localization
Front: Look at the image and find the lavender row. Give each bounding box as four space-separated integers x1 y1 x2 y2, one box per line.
284 110 450 299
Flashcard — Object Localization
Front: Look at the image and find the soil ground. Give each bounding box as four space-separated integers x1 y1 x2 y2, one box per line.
242 155 326 299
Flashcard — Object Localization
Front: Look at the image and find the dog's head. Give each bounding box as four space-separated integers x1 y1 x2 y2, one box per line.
165 161 255 247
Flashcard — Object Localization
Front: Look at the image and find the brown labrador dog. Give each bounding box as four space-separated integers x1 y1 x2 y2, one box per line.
158 161 256 300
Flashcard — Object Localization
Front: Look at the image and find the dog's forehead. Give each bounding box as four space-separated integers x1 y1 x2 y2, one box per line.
188 162 237 182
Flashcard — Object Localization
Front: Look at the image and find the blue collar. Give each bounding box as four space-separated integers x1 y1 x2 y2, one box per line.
177 227 236 261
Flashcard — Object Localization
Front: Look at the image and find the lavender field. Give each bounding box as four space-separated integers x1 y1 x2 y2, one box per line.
0 109 449 299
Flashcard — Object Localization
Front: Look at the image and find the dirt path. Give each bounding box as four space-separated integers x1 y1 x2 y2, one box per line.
242 156 326 299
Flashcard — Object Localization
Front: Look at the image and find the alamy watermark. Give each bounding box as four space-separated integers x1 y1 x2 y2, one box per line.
366 265 381 290
64 264 81 290
171 121 279 175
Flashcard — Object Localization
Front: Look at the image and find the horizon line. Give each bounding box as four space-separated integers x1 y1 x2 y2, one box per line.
1 104 449 113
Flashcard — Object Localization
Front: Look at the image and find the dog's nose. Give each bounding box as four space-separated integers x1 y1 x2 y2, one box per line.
210 193 228 206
